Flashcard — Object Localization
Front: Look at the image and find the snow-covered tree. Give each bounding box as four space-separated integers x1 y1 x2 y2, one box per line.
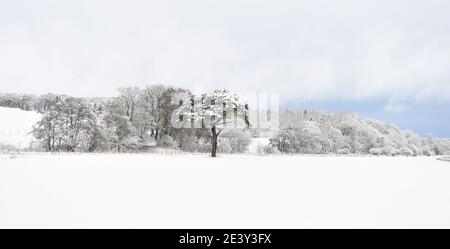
269 109 450 156
23 87 450 155
32 97 99 152
138 85 166 140
269 128 296 153
102 110 139 152
117 87 140 122
177 89 248 157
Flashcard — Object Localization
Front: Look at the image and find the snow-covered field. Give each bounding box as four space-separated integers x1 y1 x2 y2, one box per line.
1 154 450 228
0 107 41 148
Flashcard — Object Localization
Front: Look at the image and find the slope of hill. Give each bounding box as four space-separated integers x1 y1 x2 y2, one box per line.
0 107 41 149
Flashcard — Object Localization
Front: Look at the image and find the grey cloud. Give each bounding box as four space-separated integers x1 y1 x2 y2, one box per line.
0 0 449 103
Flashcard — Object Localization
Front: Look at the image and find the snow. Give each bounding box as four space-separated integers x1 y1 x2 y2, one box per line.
248 138 270 154
1 154 450 228
0 107 41 148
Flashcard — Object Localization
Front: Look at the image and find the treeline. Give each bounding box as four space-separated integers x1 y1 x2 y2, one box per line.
2 90 450 156
1 87 251 153
0 93 59 113
266 110 450 156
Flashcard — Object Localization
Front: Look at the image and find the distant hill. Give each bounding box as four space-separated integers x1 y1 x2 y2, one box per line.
0 107 41 149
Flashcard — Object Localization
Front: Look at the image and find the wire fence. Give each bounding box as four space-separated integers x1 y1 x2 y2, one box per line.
0 149 210 157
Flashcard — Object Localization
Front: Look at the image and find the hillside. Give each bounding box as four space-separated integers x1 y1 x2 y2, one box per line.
0 107 41 149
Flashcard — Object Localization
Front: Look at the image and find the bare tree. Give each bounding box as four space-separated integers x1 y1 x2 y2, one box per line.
139 85 166 140
117 87 140 123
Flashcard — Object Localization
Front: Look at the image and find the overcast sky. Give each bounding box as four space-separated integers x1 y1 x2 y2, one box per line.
1 0 450 134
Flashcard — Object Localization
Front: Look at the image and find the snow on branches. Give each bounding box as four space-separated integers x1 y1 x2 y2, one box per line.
175 89 248 157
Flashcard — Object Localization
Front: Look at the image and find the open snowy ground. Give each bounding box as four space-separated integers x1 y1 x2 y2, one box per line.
0 107 41 148
1 154 450 228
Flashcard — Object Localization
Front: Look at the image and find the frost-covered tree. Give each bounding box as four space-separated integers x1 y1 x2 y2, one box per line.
269 109 450 156
294 121 332 154
158 87 193 141
102 112 139 152
138 85 166 140
32 97 99 152
101 100 140 152
117 87 140 122
177 89 247 157
269 128 296 153
23 88 450 155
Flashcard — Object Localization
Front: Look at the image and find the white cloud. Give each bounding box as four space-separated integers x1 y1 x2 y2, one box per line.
384 100 408 113
1 0 450 103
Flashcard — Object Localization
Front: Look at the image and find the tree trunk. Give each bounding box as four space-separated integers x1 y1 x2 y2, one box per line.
211 126 218 157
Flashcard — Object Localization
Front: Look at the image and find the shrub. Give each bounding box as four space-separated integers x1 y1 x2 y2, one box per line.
158 135 177 148
337 148 351 155
399 147 414 156
218 138 232 154
263 145 281 155
369 148 383 156
221 129 252 153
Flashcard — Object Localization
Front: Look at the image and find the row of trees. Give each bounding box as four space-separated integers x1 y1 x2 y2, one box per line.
267 110 450 156
3 89 450 157
26 87 251 156
0 93 60 113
